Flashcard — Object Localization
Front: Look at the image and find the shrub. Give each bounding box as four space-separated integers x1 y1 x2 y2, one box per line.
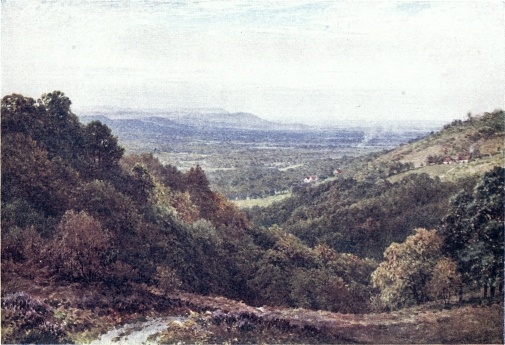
47 210 112 282
154 265 182 293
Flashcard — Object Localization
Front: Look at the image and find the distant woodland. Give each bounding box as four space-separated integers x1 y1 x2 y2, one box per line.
2 92 503 344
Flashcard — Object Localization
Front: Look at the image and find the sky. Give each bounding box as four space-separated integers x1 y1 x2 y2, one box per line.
1 0 504 126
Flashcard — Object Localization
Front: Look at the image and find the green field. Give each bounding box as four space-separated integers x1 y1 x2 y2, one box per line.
231 192 292 208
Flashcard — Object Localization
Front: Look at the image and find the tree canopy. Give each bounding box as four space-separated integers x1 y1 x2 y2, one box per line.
440 166 504 298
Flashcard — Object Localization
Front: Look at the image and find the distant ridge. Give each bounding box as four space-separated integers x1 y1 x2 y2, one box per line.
170 111 310 131
79 109 311 131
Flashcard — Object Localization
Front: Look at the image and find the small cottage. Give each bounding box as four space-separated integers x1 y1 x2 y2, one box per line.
304 175 318 183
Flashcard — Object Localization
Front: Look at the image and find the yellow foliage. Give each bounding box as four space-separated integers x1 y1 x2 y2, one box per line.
371 228 442 309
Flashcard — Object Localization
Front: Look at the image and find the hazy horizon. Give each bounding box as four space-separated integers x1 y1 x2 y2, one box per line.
77 105 455 129
2 1 504 127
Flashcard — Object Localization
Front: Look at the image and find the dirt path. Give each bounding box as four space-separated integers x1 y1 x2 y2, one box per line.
88 317 187 345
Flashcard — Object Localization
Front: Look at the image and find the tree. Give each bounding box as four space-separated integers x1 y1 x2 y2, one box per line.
39 91 72 119
247 249 292 306
185 165 210 199
1 133 78 219
71 180 140 235
82 121 124 178
289 268 355 312
37 91 85 162
126 164 155 207
1 94 43 137
440 166 504 298
427 258 461 305
371 228 443 310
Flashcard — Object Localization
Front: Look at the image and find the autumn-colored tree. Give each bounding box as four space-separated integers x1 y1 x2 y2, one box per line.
1 226 47 286
1 133 78 220
48 210 112 282
171 191 201 223
371 228 443 310
427 258 462 305
1 227 29 264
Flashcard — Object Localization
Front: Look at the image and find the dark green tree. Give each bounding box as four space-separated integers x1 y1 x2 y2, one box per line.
82 121 124 179
37 91 85 162
440 166 504 298
1 94 44 137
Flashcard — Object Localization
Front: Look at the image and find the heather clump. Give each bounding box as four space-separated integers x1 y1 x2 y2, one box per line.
1 292 70 344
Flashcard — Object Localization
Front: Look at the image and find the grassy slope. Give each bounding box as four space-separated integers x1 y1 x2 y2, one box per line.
388 153 503 183
378 113 504 178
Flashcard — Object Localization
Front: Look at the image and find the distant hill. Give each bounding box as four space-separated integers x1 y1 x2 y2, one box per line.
79 115 196 140
167 111 311 131
80 109 311 131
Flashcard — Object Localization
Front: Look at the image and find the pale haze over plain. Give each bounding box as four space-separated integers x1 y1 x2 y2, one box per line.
2 1 504 126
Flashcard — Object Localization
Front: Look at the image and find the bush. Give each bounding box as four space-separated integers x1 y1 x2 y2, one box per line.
47 210 112 283
154 265 182 293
